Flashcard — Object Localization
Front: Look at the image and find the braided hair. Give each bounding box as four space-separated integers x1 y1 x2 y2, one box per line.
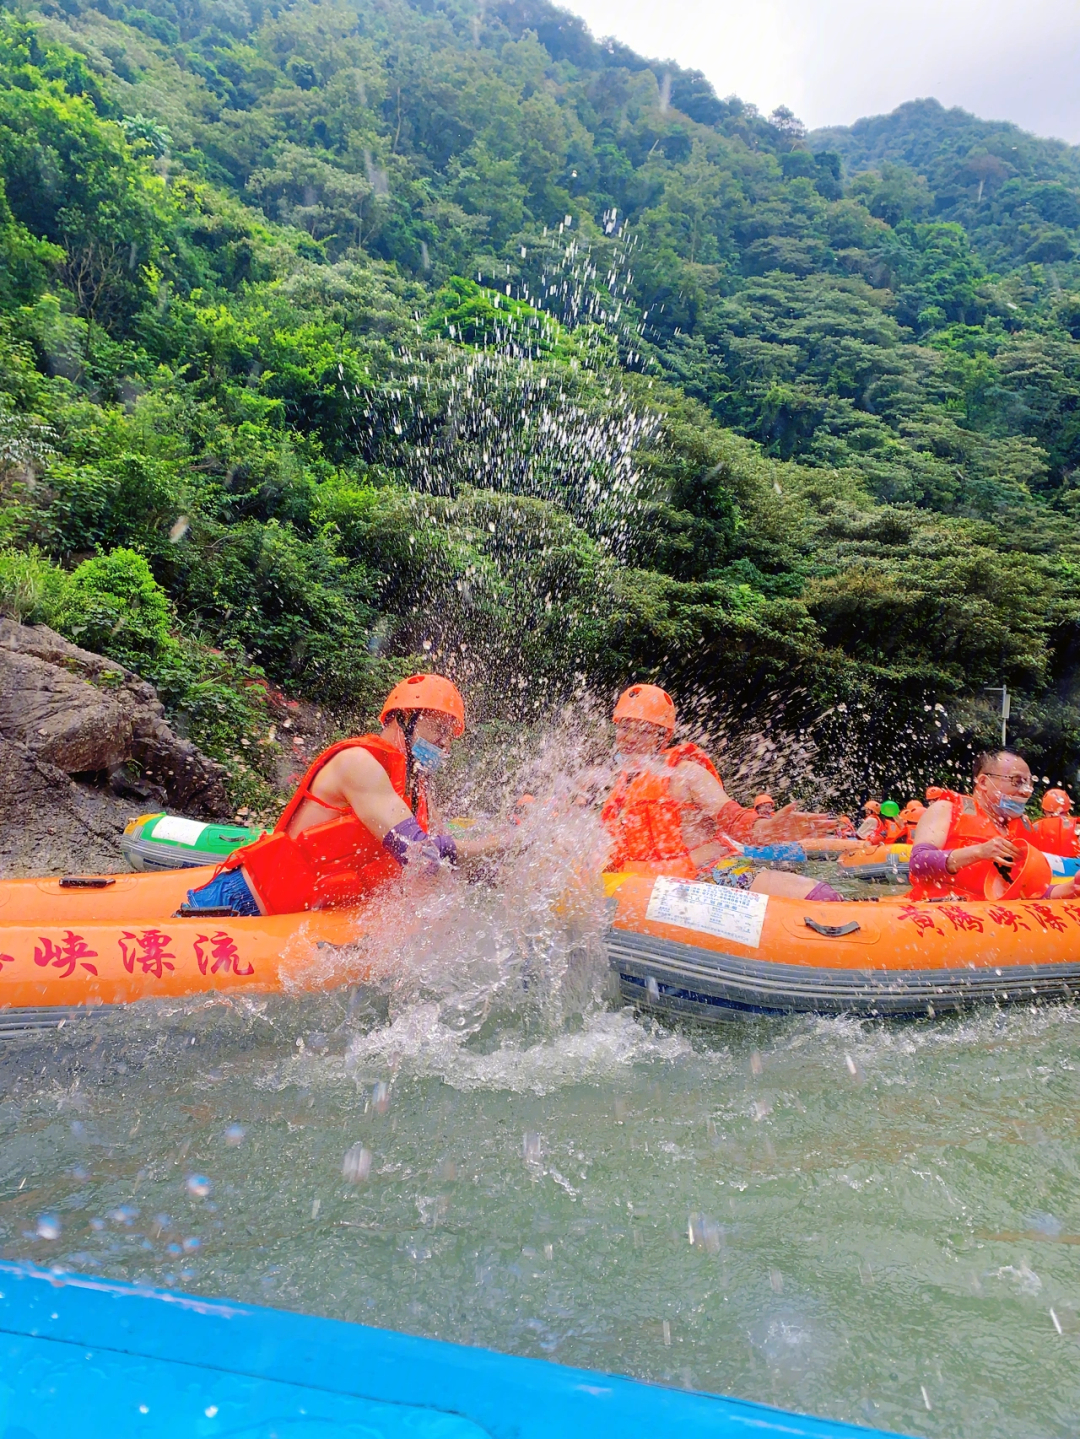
384 709 424 809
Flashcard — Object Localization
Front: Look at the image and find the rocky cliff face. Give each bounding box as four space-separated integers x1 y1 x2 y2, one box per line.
0 620 231 877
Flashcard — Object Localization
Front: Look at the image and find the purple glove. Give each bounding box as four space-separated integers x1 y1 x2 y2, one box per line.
382 817 457 870
909 843 951 884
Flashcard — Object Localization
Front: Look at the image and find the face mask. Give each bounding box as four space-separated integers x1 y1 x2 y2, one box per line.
411 736 446 774
995 793 1028 818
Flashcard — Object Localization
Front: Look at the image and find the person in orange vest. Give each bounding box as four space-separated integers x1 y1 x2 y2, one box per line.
856 799 882 840
753 793 776 818
1031 788 1080 858
185 674 497 916
601 684 842 899
909 749 1080 901
898 800 925 843
875 801 906 844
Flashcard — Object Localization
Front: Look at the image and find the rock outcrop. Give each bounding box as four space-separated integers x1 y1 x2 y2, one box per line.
0 619 231 876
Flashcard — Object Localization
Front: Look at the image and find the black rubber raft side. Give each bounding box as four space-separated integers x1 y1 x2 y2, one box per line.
605 927 1080 1020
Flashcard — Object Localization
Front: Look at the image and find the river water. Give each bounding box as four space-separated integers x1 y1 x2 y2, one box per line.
2 846 1079 1439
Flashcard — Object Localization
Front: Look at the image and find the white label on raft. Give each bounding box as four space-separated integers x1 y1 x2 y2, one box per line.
151 815 209 845
1048 852 1067 875
646 877 768 949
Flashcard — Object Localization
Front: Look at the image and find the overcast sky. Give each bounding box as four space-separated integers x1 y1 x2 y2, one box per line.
558 0 1080 144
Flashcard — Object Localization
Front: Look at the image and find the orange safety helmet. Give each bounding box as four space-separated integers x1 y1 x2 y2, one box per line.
1042 788 1073 816
753 793 775 810
380 674 466 736
612 683 676 732
900 801 926 822
863 799 881 816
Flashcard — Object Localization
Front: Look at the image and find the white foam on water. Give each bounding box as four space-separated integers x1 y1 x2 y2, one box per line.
350 1004 689 1094
259 1006 690 1096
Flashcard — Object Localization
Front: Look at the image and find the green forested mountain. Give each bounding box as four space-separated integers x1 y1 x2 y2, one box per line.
2 0 1080 803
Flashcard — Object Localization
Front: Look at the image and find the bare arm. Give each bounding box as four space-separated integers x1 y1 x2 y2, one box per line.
679 763 734 816
751 802 837 842
293 748 412 841
678 765 835 842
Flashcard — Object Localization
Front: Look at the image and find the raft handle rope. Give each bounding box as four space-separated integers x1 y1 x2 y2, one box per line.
804 917 862 937
174 904 237 918
60 876 116 889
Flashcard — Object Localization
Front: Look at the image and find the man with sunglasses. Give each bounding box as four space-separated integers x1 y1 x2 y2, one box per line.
908 749 1080 901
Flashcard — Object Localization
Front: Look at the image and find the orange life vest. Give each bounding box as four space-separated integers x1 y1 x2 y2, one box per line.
1031 814 1080 858
908 790 1049 901
602 743 735 876
222 735 426 915
879 818 906 845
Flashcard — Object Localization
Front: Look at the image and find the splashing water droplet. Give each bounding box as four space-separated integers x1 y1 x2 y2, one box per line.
688 1214 722 1253
185 1175 212 1198
342 1144 372 1183
35 1214 60 1240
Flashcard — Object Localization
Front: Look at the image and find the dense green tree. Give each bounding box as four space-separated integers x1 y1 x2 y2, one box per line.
4 1 1080 802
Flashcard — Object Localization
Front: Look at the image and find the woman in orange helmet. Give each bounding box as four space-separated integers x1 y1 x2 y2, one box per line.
1031 788 1080 857
602 684 841 899
185 674 500 916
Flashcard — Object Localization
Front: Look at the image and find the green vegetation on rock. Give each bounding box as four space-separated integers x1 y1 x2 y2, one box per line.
1 0 1080 800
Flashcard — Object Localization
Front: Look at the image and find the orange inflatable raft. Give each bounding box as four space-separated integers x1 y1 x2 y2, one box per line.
604 871 1080 1020
0 867 376 1020
10 851 1079 1026
837 842 912 880
790 837 863 858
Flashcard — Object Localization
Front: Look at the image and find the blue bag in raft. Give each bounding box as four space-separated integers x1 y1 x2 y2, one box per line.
741 843 807 862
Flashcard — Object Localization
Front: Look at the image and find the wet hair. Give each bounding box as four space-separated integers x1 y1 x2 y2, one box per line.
383 708 423 804
973 749 1024 781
